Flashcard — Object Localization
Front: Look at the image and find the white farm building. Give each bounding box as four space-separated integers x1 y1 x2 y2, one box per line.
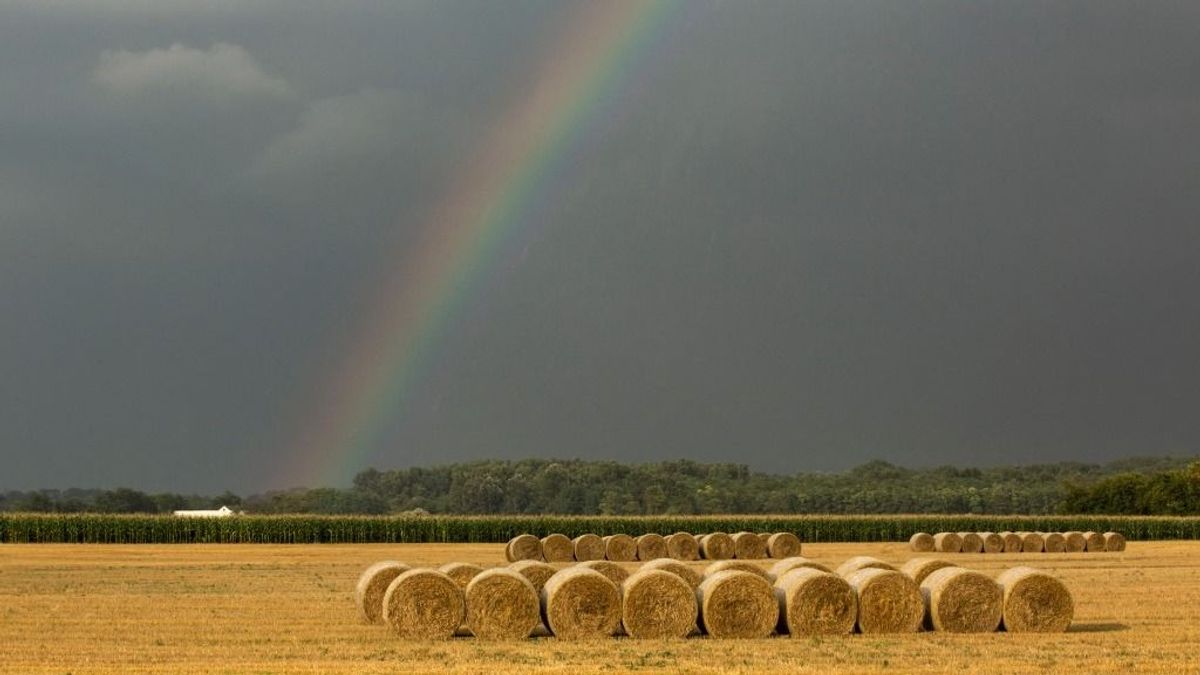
172 505 235 518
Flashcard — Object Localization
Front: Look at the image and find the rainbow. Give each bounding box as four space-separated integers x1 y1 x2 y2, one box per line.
284 0 682 487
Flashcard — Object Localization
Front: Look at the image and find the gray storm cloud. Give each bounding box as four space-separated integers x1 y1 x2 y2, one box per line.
1 0 1197 493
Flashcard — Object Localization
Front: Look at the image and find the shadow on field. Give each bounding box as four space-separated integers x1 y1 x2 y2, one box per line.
1068 622 1130 633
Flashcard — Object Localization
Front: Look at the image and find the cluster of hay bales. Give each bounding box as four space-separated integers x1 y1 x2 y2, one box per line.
504 530 802 563
910 530 1125 553
355 551 1074 640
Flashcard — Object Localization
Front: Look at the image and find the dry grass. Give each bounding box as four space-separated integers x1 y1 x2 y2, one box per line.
1 541 1198 673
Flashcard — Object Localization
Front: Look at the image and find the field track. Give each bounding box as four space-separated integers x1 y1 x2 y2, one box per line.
2 541 1198 674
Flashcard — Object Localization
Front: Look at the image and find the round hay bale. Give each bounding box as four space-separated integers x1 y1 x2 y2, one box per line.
774 567 857 636
958 532 984 553
835 556 896 578
1018 531 1044 553
572 533 606 562
635 533 668 561
899 557 958 586
767 532 803 559
1042 532 1066 553
665 532 699 561
355 561 410 624
696 570 778 638
381 569 465 639
508 560 558 592
576 560 630 588
541 533 575 562
732 531 767 559
464 568 540 640
699 532 735 560
602 534 637 562
437 562 483 590
1103 532 1126 552
996 566 1074 633
621 569 698 639
756 532 773 549
507 534 543 562
768 556 833 580
920 567 1002 633
934 532 963 553
1063 531 1086 553
1000 531 1023 553
909 532 935 553
705 560 771 581
1082 531 1106 552
640 557 703 589
540 567 621 639
844 568 924 634
979 532 1004 554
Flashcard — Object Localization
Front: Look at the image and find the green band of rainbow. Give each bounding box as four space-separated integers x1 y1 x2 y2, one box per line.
284 0 681 487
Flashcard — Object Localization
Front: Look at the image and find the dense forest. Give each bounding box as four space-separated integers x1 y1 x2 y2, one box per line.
2 455 1197 515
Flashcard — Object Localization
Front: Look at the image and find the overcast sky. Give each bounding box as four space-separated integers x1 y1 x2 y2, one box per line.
2 0 1198 493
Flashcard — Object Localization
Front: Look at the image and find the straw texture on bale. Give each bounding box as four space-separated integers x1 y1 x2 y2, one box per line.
835 556 896 578
845 568 924 634
1018 532 1044 553
774 567 857 636
920 567 1002 633
1063 531 1086 553
437 562 483 590
355 561 410 624
506 534 543 562
621 569 698 639
640 558 702 589
541 533 575 562
934 532 963 553
696 570 778 638
635 533 668 561
603 534 637 562
756 532 773 548
464 568 540 640
381 569 465 640
1082 531 1106 552
705 560 771 581
665 532 699 561
508 560 558 592
732 531 767 559
958 532 984 554
1042 532 1066 553
572 534 606 562
979 532 1004 554
909 532 935 553
996 566 1074 633
1104 532 1126 552
899 557 958 586
699 532 735 560
576 560 630 588
768 556 832 580
540 567 621 639
767 532 803 559
1000 532 1023 553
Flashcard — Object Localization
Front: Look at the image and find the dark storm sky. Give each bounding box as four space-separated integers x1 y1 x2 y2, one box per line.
2 0 1198 493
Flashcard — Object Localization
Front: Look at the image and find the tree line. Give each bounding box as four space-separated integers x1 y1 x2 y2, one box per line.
2 455 1196 515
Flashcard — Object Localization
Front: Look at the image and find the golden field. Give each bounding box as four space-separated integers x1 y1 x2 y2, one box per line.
1 541 1198 674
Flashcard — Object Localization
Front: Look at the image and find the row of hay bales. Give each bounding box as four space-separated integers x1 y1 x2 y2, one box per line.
505 531 803 563
355 554 1073 640
909 530 1126 553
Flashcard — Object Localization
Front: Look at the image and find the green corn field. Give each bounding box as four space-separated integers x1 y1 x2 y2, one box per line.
1 513 1198 544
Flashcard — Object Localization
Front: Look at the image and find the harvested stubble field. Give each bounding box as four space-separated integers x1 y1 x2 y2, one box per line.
1 541 1198 674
